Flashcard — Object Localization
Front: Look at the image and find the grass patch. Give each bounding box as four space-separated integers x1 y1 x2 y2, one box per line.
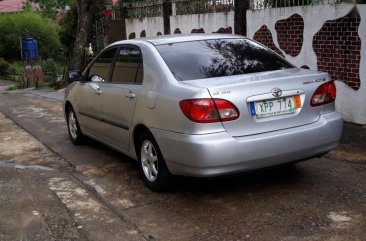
5 85 17 91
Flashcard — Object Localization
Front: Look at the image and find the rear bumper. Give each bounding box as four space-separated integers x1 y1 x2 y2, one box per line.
151 112 343 177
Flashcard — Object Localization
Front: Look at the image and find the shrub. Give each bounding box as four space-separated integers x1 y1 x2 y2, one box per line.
42 58 57 74
7 62 23 75
0 57 10 75
42 58 63 85
0 11 61 61
59 5 77 58
7 65 17 75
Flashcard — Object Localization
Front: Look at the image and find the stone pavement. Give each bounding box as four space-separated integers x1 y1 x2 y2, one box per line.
1 80 366 241
0 82 148 241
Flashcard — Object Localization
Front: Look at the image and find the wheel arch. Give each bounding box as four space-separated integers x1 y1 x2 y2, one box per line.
133 124 151 157
133 124 173 191
64 100 73 112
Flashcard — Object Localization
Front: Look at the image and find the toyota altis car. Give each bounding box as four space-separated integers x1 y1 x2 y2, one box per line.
64 34 343 191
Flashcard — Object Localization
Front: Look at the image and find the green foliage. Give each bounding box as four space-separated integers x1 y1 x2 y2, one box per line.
0 11 61 61
9 62 23 74
42 58 58 73
28 0 74 18
59 0 113 59
32 0 74 10
58 4 77 57
0 60 22 82
0 58 10 75
42 58 63 86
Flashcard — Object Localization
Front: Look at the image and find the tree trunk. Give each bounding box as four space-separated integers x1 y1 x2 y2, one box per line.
69 0 96 71
234 0 250 36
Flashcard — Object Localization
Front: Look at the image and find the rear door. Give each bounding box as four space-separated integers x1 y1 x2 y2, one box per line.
100 45 143 150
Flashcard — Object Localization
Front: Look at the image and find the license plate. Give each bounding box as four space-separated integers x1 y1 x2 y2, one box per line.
250 96 301 119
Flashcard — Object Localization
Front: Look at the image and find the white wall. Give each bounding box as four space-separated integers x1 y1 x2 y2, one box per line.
170 11 234 34
247 4 366 124
125 12 234 37
125 16 164 38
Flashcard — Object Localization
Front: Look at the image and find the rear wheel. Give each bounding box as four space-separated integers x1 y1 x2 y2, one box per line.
138 132 172 191
67 107 84 145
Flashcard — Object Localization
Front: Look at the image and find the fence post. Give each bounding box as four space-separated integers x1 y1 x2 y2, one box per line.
234 0 250 36
163 0 172 35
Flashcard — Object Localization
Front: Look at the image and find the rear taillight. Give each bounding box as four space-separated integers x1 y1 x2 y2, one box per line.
311 81 336 107
179 98 239 123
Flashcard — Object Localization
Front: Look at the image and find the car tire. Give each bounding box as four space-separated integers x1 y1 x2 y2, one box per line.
67 107 84 145
138 131 172 192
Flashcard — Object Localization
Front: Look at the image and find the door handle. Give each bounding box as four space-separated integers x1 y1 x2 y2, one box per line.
126 92 135 100
90 83 102 95
95 88 102 95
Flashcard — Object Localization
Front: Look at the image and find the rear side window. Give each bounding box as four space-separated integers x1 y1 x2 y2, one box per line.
88 48 117 82
111 46 143 84
156 39 294 81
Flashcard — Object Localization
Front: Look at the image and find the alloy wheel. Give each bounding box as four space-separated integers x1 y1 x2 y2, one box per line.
68 110 78 140
140 140 158 182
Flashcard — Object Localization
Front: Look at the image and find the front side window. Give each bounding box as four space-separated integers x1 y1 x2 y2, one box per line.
156 38 294 81
111 46 143 84
88 48 117 82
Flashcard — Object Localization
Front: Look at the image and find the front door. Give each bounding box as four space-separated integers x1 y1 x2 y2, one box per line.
76 47 118 138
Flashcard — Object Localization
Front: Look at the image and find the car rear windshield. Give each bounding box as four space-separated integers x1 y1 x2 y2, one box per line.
156 38 294 81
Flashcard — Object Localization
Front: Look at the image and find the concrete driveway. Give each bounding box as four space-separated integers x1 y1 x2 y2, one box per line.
0 83 365 241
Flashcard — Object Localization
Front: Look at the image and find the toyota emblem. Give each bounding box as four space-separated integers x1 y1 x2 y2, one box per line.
271 88 282 98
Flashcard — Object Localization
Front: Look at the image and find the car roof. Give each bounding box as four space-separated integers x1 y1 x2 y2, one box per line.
111 34 245 46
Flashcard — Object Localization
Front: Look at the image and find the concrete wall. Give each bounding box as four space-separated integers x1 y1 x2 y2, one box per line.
170 11 234 34
125 11 234 38
125 16 164 38
247 4 366 124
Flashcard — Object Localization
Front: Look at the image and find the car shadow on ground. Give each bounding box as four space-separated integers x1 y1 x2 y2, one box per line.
78 135 309 194
171 163 306 193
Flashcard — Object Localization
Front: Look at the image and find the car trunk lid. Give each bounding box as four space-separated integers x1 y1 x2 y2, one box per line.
184 68 331 137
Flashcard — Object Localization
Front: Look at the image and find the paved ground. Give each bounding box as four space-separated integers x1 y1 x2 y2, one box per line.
0 82 365 241
0 80 16 88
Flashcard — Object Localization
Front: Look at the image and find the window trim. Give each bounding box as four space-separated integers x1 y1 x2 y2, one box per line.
84 46 119 82
108 44 144 85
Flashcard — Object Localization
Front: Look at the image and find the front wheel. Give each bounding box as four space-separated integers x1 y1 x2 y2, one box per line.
67 107 84 145
138 132 172 191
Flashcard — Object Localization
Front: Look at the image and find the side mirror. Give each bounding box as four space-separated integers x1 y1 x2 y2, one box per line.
68 70 84 82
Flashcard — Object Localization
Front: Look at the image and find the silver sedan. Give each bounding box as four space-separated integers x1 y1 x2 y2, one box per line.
64 34 343 191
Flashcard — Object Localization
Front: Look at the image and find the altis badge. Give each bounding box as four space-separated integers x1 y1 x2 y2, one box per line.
303 77 327 85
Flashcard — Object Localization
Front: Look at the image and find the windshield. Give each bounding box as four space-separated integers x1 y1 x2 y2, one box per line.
156 38 294 81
